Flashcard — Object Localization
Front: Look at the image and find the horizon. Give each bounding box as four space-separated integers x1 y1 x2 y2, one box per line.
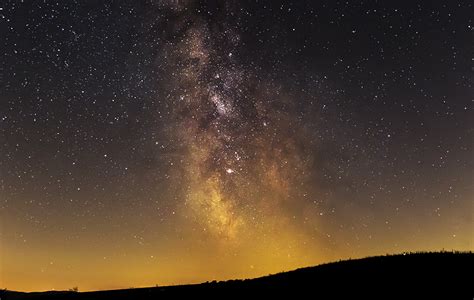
5 251 472 293
1 0 472 292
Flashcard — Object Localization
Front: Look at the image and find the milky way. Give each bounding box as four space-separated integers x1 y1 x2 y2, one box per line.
154 2 317 242
1 0 472 291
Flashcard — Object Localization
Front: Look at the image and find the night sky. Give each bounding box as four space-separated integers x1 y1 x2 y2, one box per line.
1 0 472 292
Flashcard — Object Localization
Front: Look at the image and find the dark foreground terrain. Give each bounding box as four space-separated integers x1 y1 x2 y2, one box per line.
2 252 473 299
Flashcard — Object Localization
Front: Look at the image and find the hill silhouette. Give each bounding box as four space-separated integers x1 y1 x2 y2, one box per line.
2 252 472 299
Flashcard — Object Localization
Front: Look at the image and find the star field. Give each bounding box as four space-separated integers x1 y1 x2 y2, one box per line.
0 0 472 291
